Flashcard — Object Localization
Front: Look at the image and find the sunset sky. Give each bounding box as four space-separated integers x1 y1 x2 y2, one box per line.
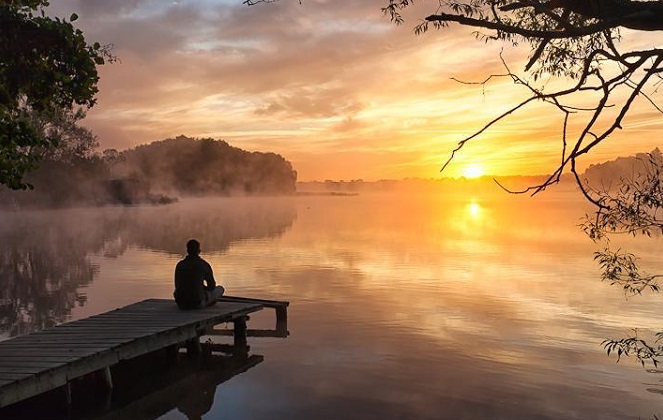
50 1 663 181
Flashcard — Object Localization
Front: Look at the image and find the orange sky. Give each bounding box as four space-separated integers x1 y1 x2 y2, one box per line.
50 1 663 181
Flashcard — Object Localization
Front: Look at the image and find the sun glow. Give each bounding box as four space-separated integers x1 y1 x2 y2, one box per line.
462 164 485 179
467 202 481 219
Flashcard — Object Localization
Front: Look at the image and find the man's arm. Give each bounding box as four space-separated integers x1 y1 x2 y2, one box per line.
204 261 216 291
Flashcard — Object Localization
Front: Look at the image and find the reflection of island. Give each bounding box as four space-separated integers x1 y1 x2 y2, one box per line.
112 198 297 255
0 198 297 338
0 211 104 338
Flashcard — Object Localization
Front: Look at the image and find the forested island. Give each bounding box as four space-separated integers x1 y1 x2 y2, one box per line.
0 135 297 208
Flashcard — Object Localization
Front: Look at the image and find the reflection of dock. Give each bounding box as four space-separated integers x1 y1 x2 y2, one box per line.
91 352 265 420
0 297 289 409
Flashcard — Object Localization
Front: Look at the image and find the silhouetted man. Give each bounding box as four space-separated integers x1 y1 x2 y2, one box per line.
174 239 225 309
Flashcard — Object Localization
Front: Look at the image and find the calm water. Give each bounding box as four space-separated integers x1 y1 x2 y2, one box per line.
1 187 663 419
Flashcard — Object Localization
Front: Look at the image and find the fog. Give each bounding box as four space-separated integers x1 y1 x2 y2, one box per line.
583 147 662 191
0 197 296 339
0 136 298 209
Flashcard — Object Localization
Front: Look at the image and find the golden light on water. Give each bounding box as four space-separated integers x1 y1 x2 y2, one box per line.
467 199 483 219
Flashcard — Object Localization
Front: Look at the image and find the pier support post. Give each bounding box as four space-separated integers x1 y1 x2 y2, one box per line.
186 337 202 356
275 304 288 337
233 316 248 351
101 366 113 391
165 343 179 362
64 382 72 405
276 306 288 324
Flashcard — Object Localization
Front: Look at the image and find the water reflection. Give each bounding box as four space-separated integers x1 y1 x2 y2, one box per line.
113 198 297 255
101 351 264 420
0 346 264 420
0 197 296 338
0 211 102 338
3 191 663 418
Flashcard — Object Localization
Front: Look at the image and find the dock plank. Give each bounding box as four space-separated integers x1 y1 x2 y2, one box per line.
0 298 264 408
0 373 31 381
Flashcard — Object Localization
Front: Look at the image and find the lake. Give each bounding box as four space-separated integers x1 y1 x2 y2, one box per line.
1 185 663 419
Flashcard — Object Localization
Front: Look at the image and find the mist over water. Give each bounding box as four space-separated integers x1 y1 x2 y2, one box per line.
1 190 663 419
0 197 296 338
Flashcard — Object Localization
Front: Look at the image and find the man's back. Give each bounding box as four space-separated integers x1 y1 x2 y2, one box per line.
174 254 214 309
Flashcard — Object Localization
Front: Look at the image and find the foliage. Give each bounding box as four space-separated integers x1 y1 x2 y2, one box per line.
28 107 100 164
603 330 663 368
593 248 661 296
0 0 112 189
582 150 663 243
0 106 110 207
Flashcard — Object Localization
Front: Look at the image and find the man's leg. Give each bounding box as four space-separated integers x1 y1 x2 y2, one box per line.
210 285 225 300
205 286 225 306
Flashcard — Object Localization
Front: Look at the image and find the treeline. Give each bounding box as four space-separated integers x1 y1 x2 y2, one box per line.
582 148 662 189
0 135 297 208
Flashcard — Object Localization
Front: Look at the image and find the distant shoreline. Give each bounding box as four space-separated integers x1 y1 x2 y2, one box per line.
295 191 359 197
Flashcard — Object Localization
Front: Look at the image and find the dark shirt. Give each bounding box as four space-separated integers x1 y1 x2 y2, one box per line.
174 254 216 309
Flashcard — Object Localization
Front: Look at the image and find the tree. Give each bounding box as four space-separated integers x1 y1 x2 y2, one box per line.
0 0 112 189
5 107 111 208
28 107 100 164
247 0 663 366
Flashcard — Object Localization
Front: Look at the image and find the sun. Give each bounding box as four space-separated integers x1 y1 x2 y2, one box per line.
462 164 485 179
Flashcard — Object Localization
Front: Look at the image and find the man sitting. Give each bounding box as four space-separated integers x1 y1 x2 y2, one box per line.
174 239 225 309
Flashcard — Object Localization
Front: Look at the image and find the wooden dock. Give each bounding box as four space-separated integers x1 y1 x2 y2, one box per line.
0 297 288 409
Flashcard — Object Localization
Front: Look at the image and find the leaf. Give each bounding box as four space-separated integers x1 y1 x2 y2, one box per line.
70 13 78 22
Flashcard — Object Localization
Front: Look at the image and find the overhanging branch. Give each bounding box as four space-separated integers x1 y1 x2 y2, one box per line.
424 12 617 38
443 47 663 207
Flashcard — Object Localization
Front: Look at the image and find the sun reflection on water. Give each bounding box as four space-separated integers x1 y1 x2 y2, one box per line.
466 198 483 220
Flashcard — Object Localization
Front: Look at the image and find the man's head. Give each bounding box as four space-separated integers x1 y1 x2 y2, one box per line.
186 239 201 256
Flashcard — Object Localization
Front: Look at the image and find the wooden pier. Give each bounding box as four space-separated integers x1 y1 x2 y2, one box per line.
0 297 288 409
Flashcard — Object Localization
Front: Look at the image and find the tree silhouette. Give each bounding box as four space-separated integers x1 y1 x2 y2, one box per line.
0 0 113 190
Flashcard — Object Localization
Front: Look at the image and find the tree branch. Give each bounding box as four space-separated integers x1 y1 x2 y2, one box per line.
424 12 618 38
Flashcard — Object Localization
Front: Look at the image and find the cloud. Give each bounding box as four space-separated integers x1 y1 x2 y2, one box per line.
255 87 365 118
77 0 151 16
